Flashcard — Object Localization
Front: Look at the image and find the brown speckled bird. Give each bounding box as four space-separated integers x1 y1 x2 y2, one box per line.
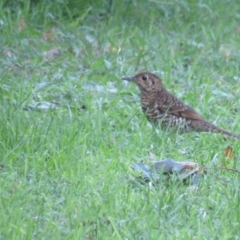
122 72 239 139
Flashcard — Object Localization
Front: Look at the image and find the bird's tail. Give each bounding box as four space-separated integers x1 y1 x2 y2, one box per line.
217 128 240 140
192 119 240 140
208 121 240 140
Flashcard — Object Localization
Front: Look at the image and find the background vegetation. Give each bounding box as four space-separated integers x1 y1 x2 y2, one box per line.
1 0 240 238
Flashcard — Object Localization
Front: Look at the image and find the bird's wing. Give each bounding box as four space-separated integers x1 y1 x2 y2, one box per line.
168 105 204 120
157 90 205 121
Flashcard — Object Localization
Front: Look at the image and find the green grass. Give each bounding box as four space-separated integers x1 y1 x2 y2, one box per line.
1 0 240 238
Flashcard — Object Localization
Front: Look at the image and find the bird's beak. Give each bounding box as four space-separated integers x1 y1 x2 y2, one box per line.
122 76 134 81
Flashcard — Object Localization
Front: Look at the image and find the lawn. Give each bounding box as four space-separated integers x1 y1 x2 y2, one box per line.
1 0 240 239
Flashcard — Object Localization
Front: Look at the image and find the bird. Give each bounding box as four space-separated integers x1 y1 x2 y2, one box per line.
121 71 240 139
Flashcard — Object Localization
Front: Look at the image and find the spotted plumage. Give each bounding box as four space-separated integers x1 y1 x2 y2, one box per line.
122 72 239 139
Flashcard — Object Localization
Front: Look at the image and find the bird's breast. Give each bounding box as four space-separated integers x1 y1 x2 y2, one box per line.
141 98 164 122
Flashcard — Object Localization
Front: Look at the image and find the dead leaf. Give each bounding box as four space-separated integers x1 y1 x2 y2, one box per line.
237 25 240 33
18 19 26 32
103 43 118 53
219 45 231 61
224 146 234 159
42 29 57 41
148 152 157 161
178 149 187 155
132 158 200 186
45 48 59 57
2 50 14 58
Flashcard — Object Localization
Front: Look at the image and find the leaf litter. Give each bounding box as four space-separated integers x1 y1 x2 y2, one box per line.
132 152 201 187
132 149 240 188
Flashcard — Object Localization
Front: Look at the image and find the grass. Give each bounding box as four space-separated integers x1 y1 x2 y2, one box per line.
1 0 240 238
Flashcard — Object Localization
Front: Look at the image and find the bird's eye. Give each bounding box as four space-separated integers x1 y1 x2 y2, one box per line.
142 76 147 81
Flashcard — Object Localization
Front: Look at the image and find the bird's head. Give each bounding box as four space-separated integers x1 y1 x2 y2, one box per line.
122 72 164 93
